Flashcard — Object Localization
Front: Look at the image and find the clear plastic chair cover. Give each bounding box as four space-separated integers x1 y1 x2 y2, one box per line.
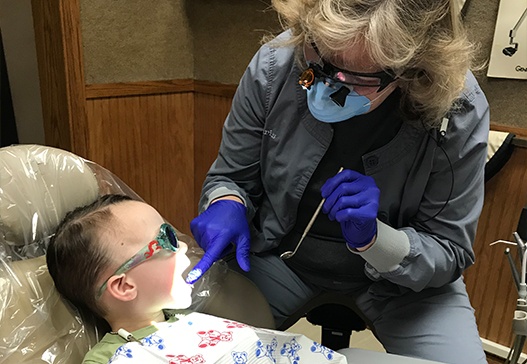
0 144 225 363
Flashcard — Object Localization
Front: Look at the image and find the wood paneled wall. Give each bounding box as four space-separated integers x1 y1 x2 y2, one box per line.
83 81 236 235
32 0 88 156
32 0 236 239
193 90 235 206
465 131 527 349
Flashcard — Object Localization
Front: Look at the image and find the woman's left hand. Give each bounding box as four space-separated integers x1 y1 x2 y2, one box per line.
321 169 380 249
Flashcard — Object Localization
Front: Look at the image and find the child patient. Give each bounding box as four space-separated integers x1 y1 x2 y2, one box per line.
46 194 347 364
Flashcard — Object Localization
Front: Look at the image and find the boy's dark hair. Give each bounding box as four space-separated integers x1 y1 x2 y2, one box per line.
46 194 133 321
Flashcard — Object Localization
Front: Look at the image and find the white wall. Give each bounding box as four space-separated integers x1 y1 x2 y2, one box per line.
0 0 44 144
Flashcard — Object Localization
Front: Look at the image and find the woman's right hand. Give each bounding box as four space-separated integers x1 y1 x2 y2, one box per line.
186 199 251 284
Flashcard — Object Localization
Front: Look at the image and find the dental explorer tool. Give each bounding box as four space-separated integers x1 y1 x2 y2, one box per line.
280 167 344 260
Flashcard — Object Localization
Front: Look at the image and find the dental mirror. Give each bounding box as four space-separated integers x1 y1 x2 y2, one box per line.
280 167 344 260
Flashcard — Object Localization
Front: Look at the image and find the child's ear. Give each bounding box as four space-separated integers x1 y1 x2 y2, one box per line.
106 274 137 301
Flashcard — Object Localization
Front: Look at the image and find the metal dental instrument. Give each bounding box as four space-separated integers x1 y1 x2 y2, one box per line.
280 196 326 260
492 209 527 364
506 248 521 292
514 232 526 261
280 167 344 260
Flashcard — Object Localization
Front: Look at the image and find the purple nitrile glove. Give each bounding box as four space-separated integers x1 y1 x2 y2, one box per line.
186 199 251 284
321 169 380 249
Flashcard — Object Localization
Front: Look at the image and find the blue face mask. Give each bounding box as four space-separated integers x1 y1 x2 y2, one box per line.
306 80 371 123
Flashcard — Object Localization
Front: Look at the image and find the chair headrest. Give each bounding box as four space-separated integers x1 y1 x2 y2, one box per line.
0 255 97 363
486 130 515 183
0 145 99 256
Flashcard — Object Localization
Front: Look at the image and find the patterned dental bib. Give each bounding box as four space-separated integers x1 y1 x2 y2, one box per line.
108 312 347 363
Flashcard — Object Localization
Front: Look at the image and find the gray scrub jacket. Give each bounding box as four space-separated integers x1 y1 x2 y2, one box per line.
198 32 490 293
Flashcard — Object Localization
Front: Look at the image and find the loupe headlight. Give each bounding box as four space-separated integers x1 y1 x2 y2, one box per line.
299 65 351 107
299 67 316 90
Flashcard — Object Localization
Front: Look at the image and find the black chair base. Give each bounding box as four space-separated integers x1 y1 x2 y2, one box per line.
306 303 367 351
320 327 353 351
278 292 369 351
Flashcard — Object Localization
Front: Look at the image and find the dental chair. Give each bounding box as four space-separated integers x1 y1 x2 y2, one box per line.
0 144 274 364
278 129 517 351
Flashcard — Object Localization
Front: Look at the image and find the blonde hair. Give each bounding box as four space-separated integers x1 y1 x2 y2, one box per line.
271 0 477 126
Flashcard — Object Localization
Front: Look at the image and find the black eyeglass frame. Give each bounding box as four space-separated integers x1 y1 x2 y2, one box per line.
306 42 397 93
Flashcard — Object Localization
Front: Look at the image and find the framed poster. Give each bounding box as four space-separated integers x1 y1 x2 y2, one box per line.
487 0 527 80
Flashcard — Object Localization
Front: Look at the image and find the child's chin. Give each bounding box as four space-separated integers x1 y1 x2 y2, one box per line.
166 303 192 310
166 296 193 310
